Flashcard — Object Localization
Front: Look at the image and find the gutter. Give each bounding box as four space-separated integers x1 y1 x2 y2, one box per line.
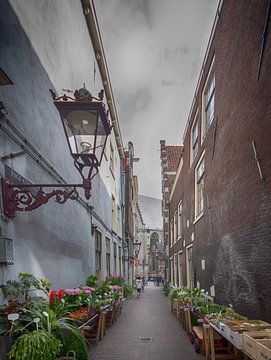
81 0 125 159
182 0 224 141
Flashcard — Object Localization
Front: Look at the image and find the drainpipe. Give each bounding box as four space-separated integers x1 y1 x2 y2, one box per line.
80 0 124 160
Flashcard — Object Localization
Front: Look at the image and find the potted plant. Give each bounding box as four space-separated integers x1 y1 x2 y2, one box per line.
9 330 61 360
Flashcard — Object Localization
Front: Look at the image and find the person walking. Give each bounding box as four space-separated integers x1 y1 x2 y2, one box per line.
135 276 143 298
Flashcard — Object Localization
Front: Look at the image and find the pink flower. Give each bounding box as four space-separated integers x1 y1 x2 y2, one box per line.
81 286 95 292
64 288 81 296
108 285 122 292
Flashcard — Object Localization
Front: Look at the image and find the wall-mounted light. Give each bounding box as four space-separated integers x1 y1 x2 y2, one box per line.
1 86 111 218
133 240 141 259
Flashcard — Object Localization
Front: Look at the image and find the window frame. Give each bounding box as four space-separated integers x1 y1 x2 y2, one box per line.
170 218 174 248
178 251 183 287
201 57 215 141
177 200 183 240
113 242 117 275
190 110 199 165
109 141 115 177
95 229 102 279
173 211 178 243
106 237 111 277
194 151 205 221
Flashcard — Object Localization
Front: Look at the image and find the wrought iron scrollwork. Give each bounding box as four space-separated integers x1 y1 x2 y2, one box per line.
11 187 79 211
1 179 79 218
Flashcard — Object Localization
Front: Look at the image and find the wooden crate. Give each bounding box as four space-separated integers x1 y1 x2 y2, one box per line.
228 320 271 333
243 332 271 359
256 339 271 360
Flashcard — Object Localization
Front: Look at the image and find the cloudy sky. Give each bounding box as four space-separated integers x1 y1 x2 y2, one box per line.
95 0 219 199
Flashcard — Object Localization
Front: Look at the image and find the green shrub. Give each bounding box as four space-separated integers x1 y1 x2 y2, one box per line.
123 283 133 298
86 275 98 288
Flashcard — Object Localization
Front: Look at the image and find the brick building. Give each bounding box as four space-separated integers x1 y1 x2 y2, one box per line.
165 0 271 321
160 140 182 279
122 141 139 284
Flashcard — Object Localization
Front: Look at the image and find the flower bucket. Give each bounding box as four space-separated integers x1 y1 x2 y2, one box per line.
58 350 76 360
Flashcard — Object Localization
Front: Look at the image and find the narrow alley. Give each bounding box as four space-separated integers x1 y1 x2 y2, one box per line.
89 284 202 360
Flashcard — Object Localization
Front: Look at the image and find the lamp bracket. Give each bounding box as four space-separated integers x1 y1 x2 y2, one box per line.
1 178 83 218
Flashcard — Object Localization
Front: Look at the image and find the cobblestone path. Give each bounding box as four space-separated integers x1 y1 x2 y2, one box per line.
89 283 203 360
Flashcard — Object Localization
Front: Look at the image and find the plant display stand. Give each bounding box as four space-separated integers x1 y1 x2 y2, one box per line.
203 324 235 360
0 336 12 360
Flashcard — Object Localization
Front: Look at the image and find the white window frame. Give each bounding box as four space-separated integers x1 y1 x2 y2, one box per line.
174 253 178 287
177 200 183 240
173 211 177 243
170 256 174 284
194 151 205 221
95 229 102 280
178 251 183 287
201 57 215 141
110 141 115 177
118 245 122 276
112 195 117 232
106 237 111 277
186 244 193 289
170 219 174 248
190 110 199 165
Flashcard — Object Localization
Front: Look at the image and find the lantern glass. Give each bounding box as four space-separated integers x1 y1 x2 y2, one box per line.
64 109 108 164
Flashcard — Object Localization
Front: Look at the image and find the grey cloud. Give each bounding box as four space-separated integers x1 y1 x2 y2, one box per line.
161 80 176 87
118 86 152 122
96 0 220 198
176 45 189 55
117 0 152 29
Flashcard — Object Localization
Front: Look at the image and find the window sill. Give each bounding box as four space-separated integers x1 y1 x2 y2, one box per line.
177 235 183 242
193 212 204 225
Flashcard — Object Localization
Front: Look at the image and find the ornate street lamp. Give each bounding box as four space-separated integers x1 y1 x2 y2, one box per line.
133 240 142 259
1 87 111 218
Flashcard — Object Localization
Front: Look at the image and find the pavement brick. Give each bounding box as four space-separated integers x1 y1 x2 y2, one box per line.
88 283 203 360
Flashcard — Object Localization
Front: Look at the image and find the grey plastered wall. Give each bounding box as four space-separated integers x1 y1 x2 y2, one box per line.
0 0 119 295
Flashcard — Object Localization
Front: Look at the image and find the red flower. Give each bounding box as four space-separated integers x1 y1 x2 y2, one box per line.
49 291 56 304
58 289 65 300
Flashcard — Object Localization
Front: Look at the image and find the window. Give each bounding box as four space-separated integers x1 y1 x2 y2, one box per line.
95 230 102 280
195 154 205 218
178 200 183 238
202 59 215 137
117 206 120 235
0 68 13 86
106 237 111 277
178 252 183 287
170 219 174 247
174 253 178 286
170 257 174 284
112 196 116 232
186 245 193 289
118 246 122 276
113 242 117 275
110 141 115 174
174 211 177 243
191 114 199 163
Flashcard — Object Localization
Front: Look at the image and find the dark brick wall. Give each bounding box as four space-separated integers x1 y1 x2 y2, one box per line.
169 0 271 321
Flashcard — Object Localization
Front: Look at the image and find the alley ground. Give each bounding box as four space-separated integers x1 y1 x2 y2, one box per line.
89 283 203 360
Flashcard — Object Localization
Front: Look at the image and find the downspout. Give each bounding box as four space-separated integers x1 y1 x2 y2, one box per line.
80 0 124 160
